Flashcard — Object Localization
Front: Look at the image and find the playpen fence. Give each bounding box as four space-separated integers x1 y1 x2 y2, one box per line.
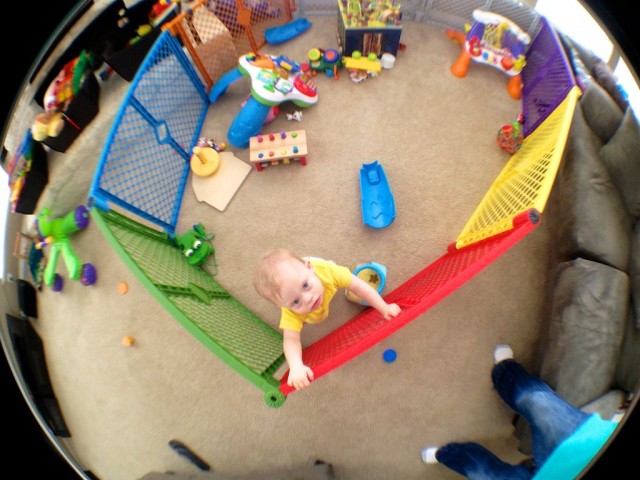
89 31 209 236
454 85 580 249
91 208 287 406
196 0 292 55
407 0 542 36
163 0 242 89
521 17 577 138
279 209 539 395
85 4 582 406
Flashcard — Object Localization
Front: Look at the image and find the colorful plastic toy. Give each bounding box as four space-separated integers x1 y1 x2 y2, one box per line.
241 94 280 124
344 50 381 73
35 205 97 292
446 10 530 100
32 50 96 142
345 261 387 305
249 129 308 171
174 223 218 274
360 161 396 229
497 113 524 154
226 52 319 148
305 48 343 78
196 136 226 153
190 146 220 177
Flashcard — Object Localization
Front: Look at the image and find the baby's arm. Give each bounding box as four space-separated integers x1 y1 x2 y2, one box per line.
348 275 401 319
282 329 315 390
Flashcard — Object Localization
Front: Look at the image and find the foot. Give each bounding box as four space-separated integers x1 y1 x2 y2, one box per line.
494 344 514 364
421 446 439 464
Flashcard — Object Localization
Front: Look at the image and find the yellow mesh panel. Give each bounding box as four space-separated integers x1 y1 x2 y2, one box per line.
455 86 581 249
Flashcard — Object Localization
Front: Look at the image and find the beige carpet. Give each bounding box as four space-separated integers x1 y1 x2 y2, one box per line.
26 14 554 480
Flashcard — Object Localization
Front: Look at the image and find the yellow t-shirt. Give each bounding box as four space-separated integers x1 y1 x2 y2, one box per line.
279 258 353 332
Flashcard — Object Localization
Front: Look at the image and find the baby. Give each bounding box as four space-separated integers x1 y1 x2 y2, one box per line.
253 249 401 390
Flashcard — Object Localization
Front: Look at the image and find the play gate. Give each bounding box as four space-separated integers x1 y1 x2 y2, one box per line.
89 10 579 407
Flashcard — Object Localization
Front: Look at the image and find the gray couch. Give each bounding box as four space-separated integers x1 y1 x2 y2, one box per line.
515 48 640 453
541 78 640 406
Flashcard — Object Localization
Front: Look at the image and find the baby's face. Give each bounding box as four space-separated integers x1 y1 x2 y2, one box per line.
276 259 324 314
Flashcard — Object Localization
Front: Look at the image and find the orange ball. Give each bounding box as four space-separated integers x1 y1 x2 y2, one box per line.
117 281 129 295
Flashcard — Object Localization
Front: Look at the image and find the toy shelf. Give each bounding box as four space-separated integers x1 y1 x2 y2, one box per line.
337 0 403 57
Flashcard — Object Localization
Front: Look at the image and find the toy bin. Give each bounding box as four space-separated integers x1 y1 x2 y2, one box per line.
42 72 101 153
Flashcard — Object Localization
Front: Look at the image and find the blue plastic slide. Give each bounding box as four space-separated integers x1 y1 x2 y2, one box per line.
227 96 271 148
265 17 312 45
360 161 396 229
208 67 243 103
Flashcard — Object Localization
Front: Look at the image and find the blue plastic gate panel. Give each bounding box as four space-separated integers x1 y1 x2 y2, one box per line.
89 30 209 235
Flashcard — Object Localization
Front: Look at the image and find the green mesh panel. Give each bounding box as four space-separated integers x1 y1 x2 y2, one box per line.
92 208 285 390
166 293 284 374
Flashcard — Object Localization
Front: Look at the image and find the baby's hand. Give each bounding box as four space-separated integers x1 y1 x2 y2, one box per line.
382 303 402 320
287 364 315 390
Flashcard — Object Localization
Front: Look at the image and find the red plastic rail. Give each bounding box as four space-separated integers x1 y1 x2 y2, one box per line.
279 209 540 395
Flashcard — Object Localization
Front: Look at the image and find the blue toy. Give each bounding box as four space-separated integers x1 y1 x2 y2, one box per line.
265 17 312 45
360 161 396 228
345 261 387 305
227 97 273 149
210 53 319 148
208 67 243 104
383 349 397 363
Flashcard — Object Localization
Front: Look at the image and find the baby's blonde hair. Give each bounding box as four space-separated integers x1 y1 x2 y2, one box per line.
253 249 305 305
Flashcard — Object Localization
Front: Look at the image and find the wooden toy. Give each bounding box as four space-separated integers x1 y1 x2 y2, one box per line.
191 151 251 211
249 129 308 171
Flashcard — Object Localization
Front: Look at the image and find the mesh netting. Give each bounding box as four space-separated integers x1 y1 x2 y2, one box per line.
163 0 241 88
88 3 581 405
521 17 577 137
92 208 286 383
90 31 209 234
280 210 539 395
455 86 580 248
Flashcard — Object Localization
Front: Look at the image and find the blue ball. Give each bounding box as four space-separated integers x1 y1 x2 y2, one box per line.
383 349 397 363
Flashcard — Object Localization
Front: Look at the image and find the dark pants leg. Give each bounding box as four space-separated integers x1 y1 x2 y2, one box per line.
491 359 591 466
436 442 533 480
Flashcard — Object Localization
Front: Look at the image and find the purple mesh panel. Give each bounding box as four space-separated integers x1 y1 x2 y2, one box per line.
521 17 576 137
